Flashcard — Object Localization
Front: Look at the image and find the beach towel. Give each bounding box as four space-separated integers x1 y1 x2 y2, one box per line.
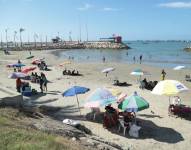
62 119 80 127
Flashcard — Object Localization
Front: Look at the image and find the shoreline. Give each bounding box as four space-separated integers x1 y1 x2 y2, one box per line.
50 49 191 69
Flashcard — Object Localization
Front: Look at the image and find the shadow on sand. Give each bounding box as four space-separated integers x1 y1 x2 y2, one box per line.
0 95 185 144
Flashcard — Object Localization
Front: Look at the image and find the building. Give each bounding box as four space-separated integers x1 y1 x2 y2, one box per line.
100 35 122 43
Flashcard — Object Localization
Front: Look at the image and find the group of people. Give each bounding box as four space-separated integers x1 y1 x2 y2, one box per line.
103 104 135 129
31 72 47 93
133 55 143 64
37 61 48 71
63 69 79 76
140 78 158 90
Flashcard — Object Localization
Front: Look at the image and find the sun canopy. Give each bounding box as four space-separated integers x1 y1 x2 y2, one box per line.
151 80 188 96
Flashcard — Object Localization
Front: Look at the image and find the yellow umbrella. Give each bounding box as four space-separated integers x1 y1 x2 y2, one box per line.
59 61 71 67
151 80 188 103
106 87 122 96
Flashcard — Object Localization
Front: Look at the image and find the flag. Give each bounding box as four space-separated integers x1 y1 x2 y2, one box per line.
20 28 25 32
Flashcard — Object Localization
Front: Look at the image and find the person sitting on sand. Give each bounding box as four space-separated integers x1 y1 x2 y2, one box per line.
67 70 71 75
63 69 67 75
72 69 75 75
172 96 181 106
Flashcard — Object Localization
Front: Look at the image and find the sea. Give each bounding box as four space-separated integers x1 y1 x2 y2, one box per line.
58 41 191 68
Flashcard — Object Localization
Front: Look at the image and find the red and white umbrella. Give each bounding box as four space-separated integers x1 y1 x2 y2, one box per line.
21 67 36 74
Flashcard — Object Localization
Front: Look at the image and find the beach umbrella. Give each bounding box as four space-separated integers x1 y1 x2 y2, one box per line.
173 65 185 70
62 86 90 115
21 67 36 74
32 58 45 65
12 63 25 68
102 67 115 77
117 93 127 103
59 61 72 67
8 72 27 79
151 80 188 103
107 87 121 96
84 88 117 108
130 69 150 82
118 91 149 112
6 64 15 68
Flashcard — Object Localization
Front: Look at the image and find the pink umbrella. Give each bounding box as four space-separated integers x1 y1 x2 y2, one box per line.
6 64 14 68
117 93 127 103
21 67 36 74
32 58 45 65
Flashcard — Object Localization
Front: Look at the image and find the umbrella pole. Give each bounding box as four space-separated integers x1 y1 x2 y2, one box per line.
168 96 171 105
75 94 81 116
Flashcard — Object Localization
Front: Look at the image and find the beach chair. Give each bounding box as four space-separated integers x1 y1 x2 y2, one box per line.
91 108 101 120
139 81 145 89
185 75 191 82
118 118 130 136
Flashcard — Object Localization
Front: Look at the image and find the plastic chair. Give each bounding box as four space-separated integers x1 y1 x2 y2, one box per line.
118 118 130 136
185 75 191 82
91 108 101 120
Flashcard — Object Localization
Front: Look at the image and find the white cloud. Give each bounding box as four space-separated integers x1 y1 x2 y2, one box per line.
77 3 93 11
103 7 120 11
159 2 191 8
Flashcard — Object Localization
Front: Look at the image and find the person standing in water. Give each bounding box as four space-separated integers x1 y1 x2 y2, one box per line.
161 69 166 80
139 55 143 64
102 56 106 63
133 56 136 64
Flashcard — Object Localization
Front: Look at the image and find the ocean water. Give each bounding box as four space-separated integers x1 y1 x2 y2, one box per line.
58 41 191 68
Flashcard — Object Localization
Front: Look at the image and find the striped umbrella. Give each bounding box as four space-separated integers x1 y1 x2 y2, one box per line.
118 92 149 112
84 88 116 108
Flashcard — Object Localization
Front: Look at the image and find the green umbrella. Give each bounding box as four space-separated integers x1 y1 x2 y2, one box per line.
118 91 149 112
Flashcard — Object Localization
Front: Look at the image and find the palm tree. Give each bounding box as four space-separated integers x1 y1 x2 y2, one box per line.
19 28 25 47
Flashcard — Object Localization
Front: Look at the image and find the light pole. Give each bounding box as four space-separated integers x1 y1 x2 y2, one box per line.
14 31 17 47
34 33 38 48
5 28 8 48
19 28 24 47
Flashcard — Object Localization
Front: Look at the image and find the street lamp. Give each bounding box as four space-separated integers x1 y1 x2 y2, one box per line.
19 28 25 47
5 28 8 48
14 31 17 47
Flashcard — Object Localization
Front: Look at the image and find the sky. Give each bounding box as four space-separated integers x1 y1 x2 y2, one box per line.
1 0 191 42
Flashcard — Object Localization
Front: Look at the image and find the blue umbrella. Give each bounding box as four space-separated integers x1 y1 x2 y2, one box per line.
13 63 25 67
63 86 90 115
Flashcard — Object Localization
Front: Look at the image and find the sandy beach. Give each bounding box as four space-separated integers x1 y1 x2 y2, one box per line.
0 50 191 150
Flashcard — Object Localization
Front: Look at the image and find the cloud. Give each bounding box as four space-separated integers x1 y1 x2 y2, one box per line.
103 7 120 11
77 3 93 11
158 2 191 8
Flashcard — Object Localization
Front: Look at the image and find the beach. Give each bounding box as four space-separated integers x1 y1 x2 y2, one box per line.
0 49 191 150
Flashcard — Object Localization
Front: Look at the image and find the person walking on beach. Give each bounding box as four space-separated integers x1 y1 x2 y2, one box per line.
133 56 136 64
140 55 143 64
41 72 48 92
102 56 106 63
39 77 44 93
161 69 166 80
